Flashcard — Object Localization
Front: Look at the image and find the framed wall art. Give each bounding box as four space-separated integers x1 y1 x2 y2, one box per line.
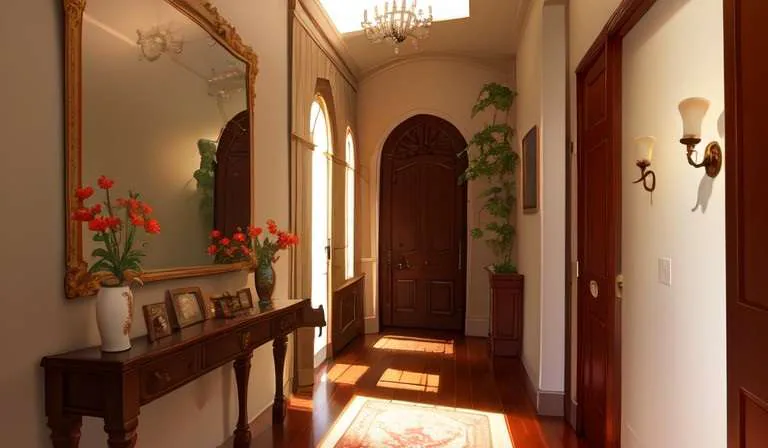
522 125 539 213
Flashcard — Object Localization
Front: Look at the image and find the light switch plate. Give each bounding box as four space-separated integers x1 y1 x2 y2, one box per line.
658 258 672 286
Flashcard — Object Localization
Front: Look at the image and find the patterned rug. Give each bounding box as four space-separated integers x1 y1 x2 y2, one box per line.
317 396 514 448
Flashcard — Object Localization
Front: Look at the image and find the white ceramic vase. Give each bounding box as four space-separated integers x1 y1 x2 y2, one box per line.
96 285 134 352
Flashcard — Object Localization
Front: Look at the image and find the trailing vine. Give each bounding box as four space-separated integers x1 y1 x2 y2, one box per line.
459 83 519 273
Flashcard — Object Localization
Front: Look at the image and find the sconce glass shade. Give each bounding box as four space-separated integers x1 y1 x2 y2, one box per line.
678 97 710 139
635 136 656 162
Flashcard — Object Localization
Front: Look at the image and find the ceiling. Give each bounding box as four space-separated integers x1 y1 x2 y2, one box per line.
316 0 530 77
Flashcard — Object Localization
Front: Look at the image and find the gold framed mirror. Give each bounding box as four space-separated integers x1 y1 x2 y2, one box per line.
63 0 258 298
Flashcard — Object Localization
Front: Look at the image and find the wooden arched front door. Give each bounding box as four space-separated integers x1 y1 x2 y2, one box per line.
214 110 251 236
379 115 468 331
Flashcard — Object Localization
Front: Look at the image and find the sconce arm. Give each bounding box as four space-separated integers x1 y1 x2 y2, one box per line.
632 166 656 193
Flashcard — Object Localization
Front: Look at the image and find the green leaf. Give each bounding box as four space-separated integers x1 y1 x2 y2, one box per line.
91 248 110 258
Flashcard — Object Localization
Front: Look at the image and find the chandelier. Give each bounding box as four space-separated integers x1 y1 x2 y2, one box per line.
361 1 433 54
136 25 184 62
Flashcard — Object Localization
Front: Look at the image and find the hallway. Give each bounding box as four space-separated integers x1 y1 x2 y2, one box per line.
223 331 582 447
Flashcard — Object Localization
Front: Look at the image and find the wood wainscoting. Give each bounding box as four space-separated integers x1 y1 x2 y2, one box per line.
332 274 365 355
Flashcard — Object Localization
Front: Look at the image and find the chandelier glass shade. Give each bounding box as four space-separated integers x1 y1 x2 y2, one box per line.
361 1 433 54
136 26 184 62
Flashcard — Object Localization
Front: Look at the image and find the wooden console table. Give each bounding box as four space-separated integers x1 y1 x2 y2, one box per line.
41 299 325 448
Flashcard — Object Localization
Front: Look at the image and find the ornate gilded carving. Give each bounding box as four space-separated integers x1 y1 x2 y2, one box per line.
122 290 134 335
63 0 259 299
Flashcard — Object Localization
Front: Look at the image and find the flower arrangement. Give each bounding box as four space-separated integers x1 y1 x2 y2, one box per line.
70 175 160 285
207 219 299 266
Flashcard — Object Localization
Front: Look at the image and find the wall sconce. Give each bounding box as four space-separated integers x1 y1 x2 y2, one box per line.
633 136 656 193
678 97 722 178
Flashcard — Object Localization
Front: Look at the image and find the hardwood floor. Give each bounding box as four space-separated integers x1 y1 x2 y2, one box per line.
221 330 584 447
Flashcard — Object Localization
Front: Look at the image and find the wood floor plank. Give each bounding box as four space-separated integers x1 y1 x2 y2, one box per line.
219 329 583 448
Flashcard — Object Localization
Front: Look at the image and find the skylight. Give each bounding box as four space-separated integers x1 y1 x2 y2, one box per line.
318 0 470 34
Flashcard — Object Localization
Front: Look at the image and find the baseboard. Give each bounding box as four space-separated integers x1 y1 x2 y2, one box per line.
521 359 565 417
464 317 489 337
537 390 565 417
314 345 328 368
364 316 379 334
567 397 578 429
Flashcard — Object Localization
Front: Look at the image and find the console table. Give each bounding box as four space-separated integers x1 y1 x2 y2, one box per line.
41 299 325 448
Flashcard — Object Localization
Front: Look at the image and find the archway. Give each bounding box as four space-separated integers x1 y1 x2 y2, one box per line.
378 114 468 331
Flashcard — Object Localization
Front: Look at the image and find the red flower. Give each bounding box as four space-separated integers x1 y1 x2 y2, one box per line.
130 213 144 226
107 216 121 229
210 230 222 239
233 232 246 243
207 244 218 255
128 198 140 212
220 237 231 246
71 208 94 222
75 186 94 200
226 248 236 257
267 219 278 234
89 203 102 215
144 219 161 234
142 203 153 215
88 217 110 232
116 198 128 207
97 175 114 190
240 246 251 256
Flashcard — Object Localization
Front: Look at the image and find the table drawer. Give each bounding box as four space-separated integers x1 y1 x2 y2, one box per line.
271 311 298 336
140 347 200 403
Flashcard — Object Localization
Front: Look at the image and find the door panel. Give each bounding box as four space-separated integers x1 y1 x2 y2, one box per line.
380 115 467 331
577 39 621 448
725 2 768 446
214 110 251 236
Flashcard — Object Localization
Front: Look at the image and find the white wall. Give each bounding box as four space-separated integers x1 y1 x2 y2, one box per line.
0 0 291 446
516 0 544 392
621 0 726 446
357 56 514 336
515 0 567 407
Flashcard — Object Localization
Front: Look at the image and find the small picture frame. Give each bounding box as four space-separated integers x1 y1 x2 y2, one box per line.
210 295 233 319
143 302 172 342
236 287 254 310
167 287 206 329
226 294 242 313
522 125 539 213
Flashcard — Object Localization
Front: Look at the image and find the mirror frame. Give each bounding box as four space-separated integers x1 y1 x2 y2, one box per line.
63 0 258 299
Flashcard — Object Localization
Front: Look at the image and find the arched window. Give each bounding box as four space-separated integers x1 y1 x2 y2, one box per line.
345 129 355 279
309 95 332 360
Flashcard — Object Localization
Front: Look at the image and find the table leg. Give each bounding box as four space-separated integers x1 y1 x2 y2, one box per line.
272 334 288 424
48 414 82 448
233 353 253 448
104 416 138 448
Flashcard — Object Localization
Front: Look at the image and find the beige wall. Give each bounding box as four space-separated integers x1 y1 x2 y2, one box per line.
515 0 567 406
620 0 726 445
0 0 292 446
568 0 727 445
357 56 514 336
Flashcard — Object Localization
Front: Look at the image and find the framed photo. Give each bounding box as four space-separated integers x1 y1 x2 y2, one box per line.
167 287 206 329
210 295 233 319
226 294 242 313
522 125 539 213
236 287 254 310
143 302 172 342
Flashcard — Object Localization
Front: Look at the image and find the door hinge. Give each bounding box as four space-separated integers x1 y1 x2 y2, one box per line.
616 274 624 299
575 260 580 278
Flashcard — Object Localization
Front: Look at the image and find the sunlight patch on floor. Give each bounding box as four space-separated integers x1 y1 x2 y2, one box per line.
376 368 440 393
325 363 370 385
373 335 455 355
317 395 514 448
287 396 314 411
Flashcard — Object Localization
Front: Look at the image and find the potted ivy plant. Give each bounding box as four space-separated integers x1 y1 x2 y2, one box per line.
459 82 524 356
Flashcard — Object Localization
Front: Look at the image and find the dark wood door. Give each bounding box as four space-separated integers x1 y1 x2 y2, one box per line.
379 115 467 331
576 39 622 448
725 2 768 446
214 110 251 236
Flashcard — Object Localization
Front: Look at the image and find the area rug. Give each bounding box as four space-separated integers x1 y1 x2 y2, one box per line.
317 396 514 448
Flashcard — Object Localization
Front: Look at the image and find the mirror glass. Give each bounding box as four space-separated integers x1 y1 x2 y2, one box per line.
81 0 250 271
